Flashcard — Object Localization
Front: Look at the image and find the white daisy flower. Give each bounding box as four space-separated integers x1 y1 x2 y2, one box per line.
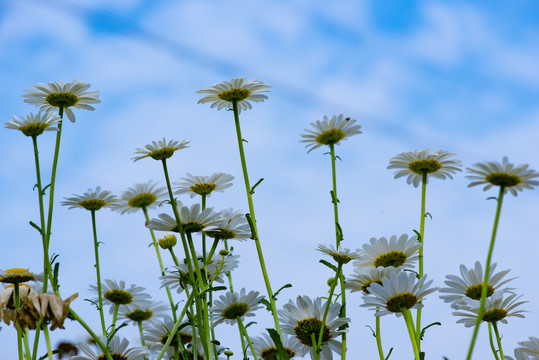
60 186 118 211
118 300 169 324
72 336 148 360
113 181 167 214
361 271 437 317
90 279 150 309
452 292 528 327
250 332 303 360
279 296 349 360
346 266 400 294
5 112 60 137
466 157 539 196
205 208 252 241
211 288 264 326
174 172 234 198
300 114 362 153
22 80 100 123
160 254 240 293
141 317 194 357
148 202 221 233
197 77 271 113
513 337 539 359
0 268 44 284
353 234 421 270
132 138 190 162
317 244 361 264
387 149 462 187
439 261 516 309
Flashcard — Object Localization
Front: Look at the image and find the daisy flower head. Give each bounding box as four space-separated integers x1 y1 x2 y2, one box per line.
279 296 349 360
513 337 539 359
0 268 43 284
60 186 118 211
90 279 150 308
174 172 234 198
346 266 400 294
22 80 100 123
361 271 437 317
387 149 462 187
5 112 60 137
439 261 516 309
118 301 169 324
113 181 167 214
205 208 252 241
466 157 539 196
142 317 194 357
317 244 361 264
452 292 528 327
300 114 362 153
72 336 149 360
148 202 220 233
211 288 264 326
132 138 190 162
354 234 421 270
197 77 271 113
251 332 303 360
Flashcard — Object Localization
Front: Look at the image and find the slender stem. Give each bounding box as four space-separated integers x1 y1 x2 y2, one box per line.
69 309 114 360
201 194 207 262
231 99 281 334
415 172 427 347
14 283 23 360
329 144 341 248
488 322 501 360
22 329 32 360
110 304 120 334
41 326 54 360
466 186 505 360
237 317 259 360
137 321 146 347
317 263 342 349
402 308 420 360
142 207 177 321
311 333 320 360
492 322 505 360
91 210 107 335
339 273 347 360
375 310 385 360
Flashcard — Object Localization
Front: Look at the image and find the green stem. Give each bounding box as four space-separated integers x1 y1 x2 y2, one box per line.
14 283 23 360
488 322 501 360
311 333 320 360
317 263 342 349
329 144 341 248
237 317 259 360
492 322 505 360
41 326 54 360
202 194 207 262
375 310 385 360
402 308 420 360
142 207 177 321
22 329 32 360
91 210 107 335
466 186 505 360
69 309 114 360
224 240 234 292
137 321 146 347
231 99 281 335
415 172 427 347
110 304 119 334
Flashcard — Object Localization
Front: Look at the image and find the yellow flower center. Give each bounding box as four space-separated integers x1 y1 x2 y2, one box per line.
104 289 133 305
128 193 157 208
294 318 331 346
315 129 346 146
45 92 79 108
386 293 418 313
149 147 178 161
374 251 407 268
217 88 251 102
222 302 249 319
464 283 494 300
261 347 296 360
96 353 128 360
78 199 107 211
127 309 153 322
190 183 217 196
408 159 442 175
205 228 236 240
485 173 522 187
19 124 49 137
0 268 35 284
361 280 382 294
482 308 508 323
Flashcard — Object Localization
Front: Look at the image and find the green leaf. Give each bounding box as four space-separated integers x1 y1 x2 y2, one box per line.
420 321 441 340
319 259 337 272
29 221 43 234
384 347 394 360
39 350 62 360
267 328 291 360
245 214 258 241
273 283 292 300
365 325 376 337
425 212 432 220
259 298 272 312
250 178 264 194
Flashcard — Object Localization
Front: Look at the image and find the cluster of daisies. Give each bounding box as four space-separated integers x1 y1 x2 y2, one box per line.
3 77 539 360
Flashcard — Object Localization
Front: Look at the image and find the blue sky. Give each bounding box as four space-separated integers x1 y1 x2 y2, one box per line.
1 0 539 359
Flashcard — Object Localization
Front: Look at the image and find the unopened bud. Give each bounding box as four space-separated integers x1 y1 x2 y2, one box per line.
158 233 177 249
219 249 230 256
